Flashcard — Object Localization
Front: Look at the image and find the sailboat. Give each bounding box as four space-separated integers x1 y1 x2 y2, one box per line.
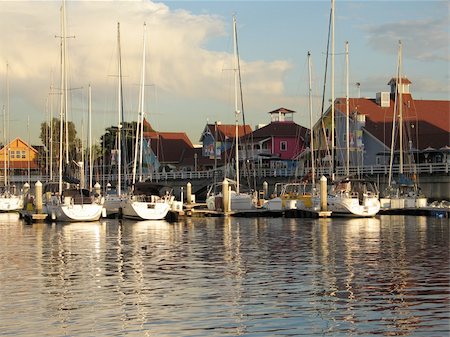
265 52 318 213
314 1 380 217
206 15 256 212
120 23 170 220
0 64 24 212
380 41 427 211
44 0 103 222
328 40 380 217
103 22 129 217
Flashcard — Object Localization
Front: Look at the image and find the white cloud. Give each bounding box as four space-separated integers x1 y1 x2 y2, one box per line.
364 17 449 62
0 1 292 143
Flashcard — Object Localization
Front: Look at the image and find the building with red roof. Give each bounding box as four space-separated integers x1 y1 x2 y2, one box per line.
199 121 252 168
141 118 196 172
247 108 308 167
313 77 449 167
0 137 40 184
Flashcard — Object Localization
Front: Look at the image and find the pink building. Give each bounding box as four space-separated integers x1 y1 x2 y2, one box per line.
244 107 309 165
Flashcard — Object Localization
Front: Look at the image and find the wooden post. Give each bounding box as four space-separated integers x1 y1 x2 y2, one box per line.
263 181 268 199
94 182 101 196
35 181 43 214
186 182 192 206
320 176 327 211
222 179 230 214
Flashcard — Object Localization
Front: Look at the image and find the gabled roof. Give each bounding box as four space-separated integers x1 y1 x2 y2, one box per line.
251 121 308 141
0 137 38 155
142 118 156 133
387 77 412 85
201 123 252 142
142 118 193 148
141 118 194 164
267 107 296 115
149 137 192 164
145 131 193 147
333 95 450 150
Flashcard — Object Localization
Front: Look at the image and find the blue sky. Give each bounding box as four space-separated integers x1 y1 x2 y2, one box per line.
0 0 448 146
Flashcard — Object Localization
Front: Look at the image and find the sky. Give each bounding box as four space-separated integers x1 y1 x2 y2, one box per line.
0 0 448 147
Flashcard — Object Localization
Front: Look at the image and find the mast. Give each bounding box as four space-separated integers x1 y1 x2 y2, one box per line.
88 84 93 191
2 104 6 190
307 52 315 186
232 15 240 194
117 22 122 196
58 1 66 195
63 1 69 166
27 116 30 183
49 81 54 181
133 23 147 185
345 41 350 176
138 23 146 183
388 41 401 187
398 41 403 175
3 64 8 189
330 0 335 180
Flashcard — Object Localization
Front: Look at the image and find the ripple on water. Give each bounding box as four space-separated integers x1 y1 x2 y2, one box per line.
0 216 448 336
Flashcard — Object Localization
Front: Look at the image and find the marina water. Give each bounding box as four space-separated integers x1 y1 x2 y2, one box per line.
0 214 448 336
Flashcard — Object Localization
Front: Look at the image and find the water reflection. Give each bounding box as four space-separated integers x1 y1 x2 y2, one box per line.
0 216 448 336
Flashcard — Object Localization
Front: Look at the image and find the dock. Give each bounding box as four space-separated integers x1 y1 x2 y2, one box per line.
178 203 331 218
19 210 48 224
379 206 449 218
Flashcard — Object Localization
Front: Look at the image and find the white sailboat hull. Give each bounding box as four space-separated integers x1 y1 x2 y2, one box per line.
0 195 23 212
121 198 170 220
380 196 427 210
45 202 103 222
103 194 127 216
328 194 380 217
206 191 255 211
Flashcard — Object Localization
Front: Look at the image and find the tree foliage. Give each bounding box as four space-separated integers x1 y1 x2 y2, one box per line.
100 121 137 168
40 117 82 162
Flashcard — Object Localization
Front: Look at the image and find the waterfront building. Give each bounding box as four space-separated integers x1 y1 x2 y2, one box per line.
0 137 40 179
199 122 252 168
141 118 195 173
310 77 450 171
242 107 309 171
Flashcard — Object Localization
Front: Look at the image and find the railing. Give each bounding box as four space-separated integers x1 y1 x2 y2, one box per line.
2 162 448 185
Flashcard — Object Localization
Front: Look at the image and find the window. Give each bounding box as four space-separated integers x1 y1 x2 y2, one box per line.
10 151 14 159
22 151 26 159
280 141 287 151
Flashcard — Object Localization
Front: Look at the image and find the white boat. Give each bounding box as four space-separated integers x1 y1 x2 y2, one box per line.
305 4 379 218
44 0 103 222
265 182 314 211
103 189 127 217
103 23 127 217
269 52 317 213
205 16 256 212
206 178 255 211
327 178 380 217
120 24 173 221
0 65 24 212
325 40 380 217
45 188 103 222
379 42 427 211
0 192 23 212
121 195 170 220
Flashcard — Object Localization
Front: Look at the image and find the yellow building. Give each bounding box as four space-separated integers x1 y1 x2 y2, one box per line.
0 137 39 175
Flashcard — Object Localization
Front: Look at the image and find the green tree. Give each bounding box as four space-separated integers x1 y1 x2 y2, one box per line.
40 117 82 163
100 121 138 170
